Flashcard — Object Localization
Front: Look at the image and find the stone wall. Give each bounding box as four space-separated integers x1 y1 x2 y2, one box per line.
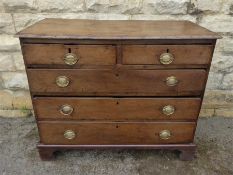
0 0 233 118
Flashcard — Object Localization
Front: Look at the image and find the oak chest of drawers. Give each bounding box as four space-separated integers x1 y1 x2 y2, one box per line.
17 19 220 160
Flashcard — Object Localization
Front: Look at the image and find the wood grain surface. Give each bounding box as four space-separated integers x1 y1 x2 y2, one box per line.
16 19 220 39
27 69 207 96
38 121 195 145
23 44 116 66
122 45 214 65
34 97 201 121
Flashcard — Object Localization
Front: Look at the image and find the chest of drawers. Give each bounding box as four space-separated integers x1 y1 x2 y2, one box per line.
17 19 220 161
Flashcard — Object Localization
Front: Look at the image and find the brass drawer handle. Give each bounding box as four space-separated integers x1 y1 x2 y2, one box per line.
56 76 70 87
159 130 171 140
166 76 178 86
64 53 78 65
60 104 74 115
162 105 175 116
159 53 174 65
64 130 76 140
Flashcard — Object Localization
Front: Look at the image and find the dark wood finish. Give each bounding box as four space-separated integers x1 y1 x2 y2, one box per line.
17 19 219 161
20 38 217 45
38 121 195 145
37 143 196 161
34 97 201 120
122 45 213 65
16 19 220 39
27 69 207 96
23 44 116 66
38 146 56 160
26 64 209 69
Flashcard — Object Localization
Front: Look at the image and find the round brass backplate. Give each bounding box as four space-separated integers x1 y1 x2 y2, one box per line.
166 76 178 86
56 76 70 87
60 104 74 115
159 53 174 65
162 105 175 116
159 130 171 140
64 53 79 65
64 130 76 140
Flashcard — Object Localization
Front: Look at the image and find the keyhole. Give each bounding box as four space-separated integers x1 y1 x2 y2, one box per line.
166 49 169 53
116 125 119 128
68 48 71 53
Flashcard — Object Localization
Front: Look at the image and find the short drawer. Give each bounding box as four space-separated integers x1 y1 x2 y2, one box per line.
34 97 201 120
38 121 195 145
122 45 213 65
27 69 207 96
22 44 116 66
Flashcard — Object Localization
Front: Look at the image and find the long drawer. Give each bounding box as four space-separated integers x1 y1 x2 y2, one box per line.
38 121 195 145
34 97 201 120
27 69 207 96
22 44 116 66
122 45 213 65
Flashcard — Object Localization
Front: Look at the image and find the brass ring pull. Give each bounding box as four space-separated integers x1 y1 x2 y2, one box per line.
64 130 76 140
159 53 174 65
166 76 178 86
159 130 171 140
56 76 70 87
64 53 78 65
60 104 74 115
162 105 175 116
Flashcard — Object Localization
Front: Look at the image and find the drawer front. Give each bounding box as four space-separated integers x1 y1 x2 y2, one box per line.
38 122 195 145
27 69 207 96
23 44 116 66
122 45 213 65
34 97 201 120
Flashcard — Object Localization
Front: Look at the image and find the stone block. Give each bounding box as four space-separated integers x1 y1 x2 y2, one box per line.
131 14 196 22
197 0 222 13
203 90 233 108
0 72 29 90
93 13 130 20
13 13 45 32
12 52 25 71
142 0 189 15
210 52 233 73
0 35 20 51
0 13 15 34
215 108 233 117
122 0 143 14
199 15 233 33
0 89 14 109
37 0 85 13
0 109 32 117
215 35 233 54
0 2 5 13
2 0 37 13
199 108 215 117
0 53 16 71
206 72 223 90
12 90 32 109
0 89 32 110
221 0 233 14
108 0 125 13
86 0 109 12
222 72 233 90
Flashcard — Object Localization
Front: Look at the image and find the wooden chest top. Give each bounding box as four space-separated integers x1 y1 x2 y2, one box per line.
16 19 220 40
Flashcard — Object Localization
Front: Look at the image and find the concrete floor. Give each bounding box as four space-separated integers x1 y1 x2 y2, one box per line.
0 117 232 175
